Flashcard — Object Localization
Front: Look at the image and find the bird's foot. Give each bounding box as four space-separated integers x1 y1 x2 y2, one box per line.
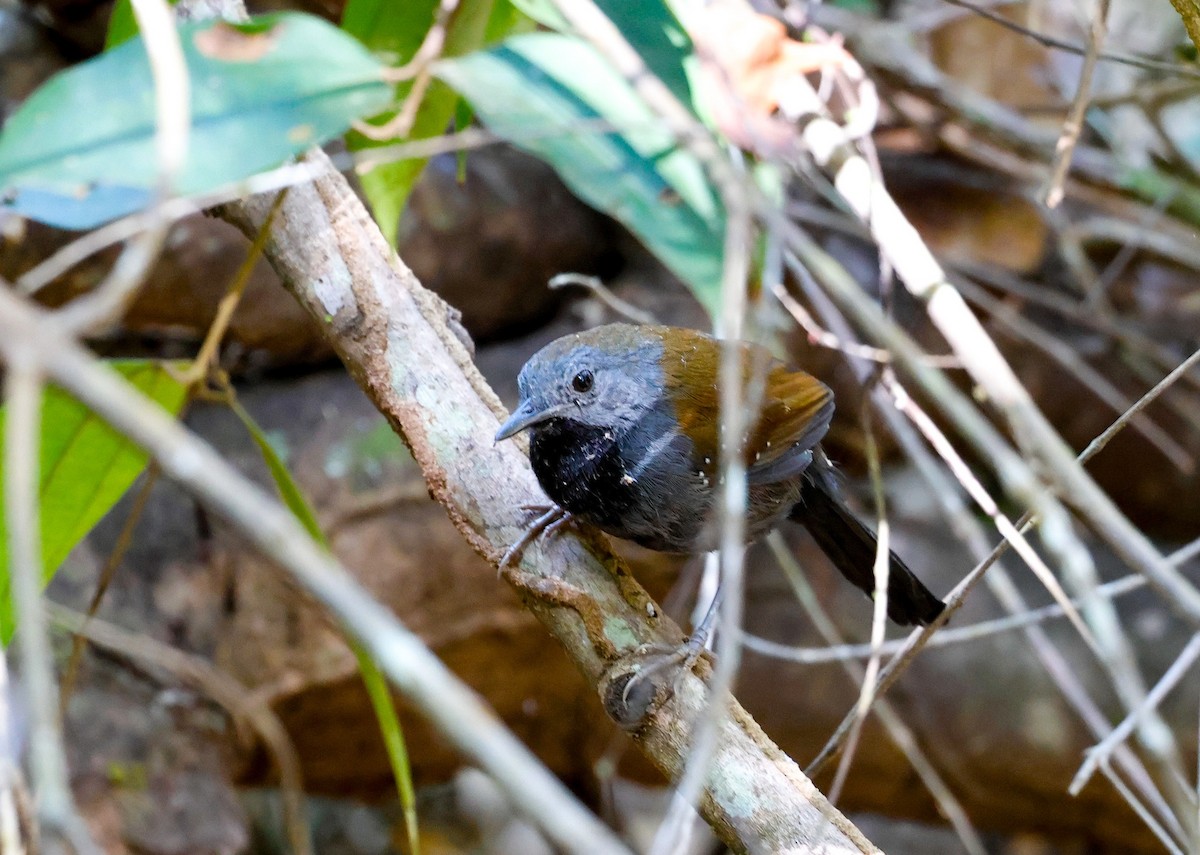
623 634 710 704
497 503 575 574
611 589 722 719
603 636 713 728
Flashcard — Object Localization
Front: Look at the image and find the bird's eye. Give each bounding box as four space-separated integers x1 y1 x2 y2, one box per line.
571 369 594 393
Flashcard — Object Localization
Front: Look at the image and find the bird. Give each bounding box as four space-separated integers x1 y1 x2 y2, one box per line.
494 322 945 627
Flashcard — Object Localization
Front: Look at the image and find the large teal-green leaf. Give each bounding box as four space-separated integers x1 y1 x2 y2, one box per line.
0 13 392 229
436 33 724 314
507 0 693 106
344 0 521 243
0 361 188 642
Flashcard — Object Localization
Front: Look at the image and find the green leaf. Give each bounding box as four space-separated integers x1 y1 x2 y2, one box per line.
507 0 569 31
484 0 536 42
349 79 465 245
104 0 180 49
230 401 419 853
341 0 441 61
507 0 693 106
0 13 393 230
229 399 325 546
0 361 188 643
344 0 525 243
599 0 693 107
357 648 420 855
104 0 139 48
437 33 725 314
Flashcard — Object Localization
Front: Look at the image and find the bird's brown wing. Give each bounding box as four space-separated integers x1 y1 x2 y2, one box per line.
745 363 833 484
662 330 833 482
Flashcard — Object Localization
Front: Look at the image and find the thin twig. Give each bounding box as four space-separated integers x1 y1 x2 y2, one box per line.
933 0 1200 80
1043 0 1110 208
1081 344 1200 461
548 274 657 325
58 465 161 712
355 0 462 140
954 275 1193 473
1101 763 1188 855
1072 633 1200 795
766 533 987 855
887 375 1098 651
739 565 1159 664
772 281 961 368
179 191 287 386
826 404 890 806
0 644 29 855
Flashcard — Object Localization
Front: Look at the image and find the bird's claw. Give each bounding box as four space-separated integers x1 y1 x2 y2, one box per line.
620 634 710 706
497 504 575 573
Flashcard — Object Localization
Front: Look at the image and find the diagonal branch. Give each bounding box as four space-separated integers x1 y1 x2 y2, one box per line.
212 145 878 854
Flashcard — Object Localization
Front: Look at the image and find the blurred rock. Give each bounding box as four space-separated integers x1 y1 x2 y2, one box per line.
62 657 248 855
0 7 66 121
397 147 620 341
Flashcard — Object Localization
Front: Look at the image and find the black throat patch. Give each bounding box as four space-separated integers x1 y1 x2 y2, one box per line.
528 418 639 530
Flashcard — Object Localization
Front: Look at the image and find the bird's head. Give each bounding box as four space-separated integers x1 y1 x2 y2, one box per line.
494 324 671 442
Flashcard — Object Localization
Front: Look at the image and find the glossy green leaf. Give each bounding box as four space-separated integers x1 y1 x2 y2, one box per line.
437 33 725 314
0 13 393 229
105 0 138 48
230 400 325 546
0 361 188 642
599 0 693 107
104 0 180 49
507 0 568 31
507 0 692 105
345 0 517 243
231 401 419 853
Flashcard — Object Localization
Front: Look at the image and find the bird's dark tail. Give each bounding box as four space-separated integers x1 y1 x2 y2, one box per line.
789 475 945 627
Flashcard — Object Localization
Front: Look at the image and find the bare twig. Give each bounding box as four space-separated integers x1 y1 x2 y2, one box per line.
772 280 961 368
955 276 1192 473
0 647 29 855
548 274 658 325
887 376 1097 649
1102 762 1189 855
739 564 1169 664
58 465 161 711
355 0 461 141
933 0 1200 80
767 533 988 855
1073 633 1200 795
1043 0 1110 207
826 405 890 806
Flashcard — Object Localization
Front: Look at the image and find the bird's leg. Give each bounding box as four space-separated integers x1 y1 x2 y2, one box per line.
497 503 575 573
622 586 724 705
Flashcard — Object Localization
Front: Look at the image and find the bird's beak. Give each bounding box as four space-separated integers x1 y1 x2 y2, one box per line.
495 399 556 442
